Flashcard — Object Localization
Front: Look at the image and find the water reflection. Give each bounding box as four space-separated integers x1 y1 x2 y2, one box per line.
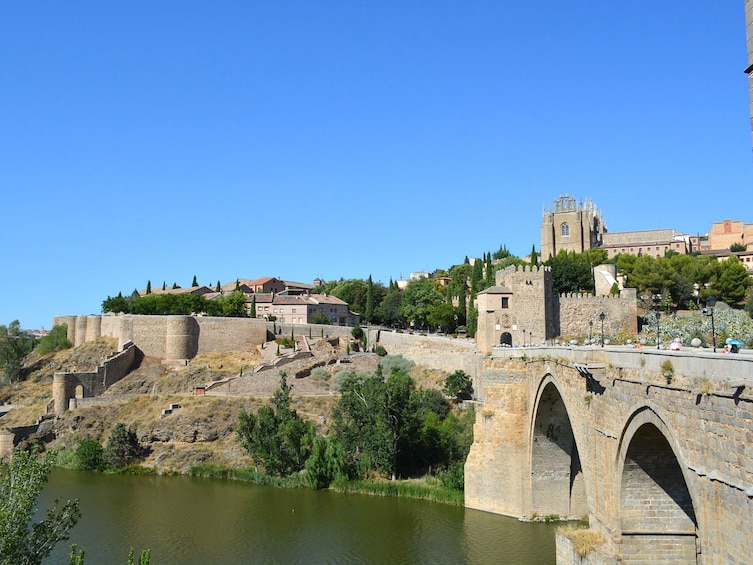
40 470 556 564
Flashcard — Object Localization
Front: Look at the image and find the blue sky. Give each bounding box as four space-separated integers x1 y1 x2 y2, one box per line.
2 1 751 330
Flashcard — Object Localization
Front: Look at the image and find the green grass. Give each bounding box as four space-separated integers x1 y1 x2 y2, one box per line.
330 478 464 506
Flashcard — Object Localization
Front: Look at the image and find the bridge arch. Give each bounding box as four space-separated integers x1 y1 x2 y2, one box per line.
529 374 587 519
616 406 699 563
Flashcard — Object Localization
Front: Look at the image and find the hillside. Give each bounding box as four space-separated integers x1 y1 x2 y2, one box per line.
1 336 448 474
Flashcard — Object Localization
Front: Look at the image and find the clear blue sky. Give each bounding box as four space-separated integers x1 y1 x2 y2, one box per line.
2 1 751 330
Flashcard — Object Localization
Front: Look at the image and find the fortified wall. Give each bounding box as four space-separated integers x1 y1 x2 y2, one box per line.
476 264 637 353
54 314 267 363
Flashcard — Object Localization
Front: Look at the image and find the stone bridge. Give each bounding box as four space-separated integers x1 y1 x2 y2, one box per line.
465 346 753 564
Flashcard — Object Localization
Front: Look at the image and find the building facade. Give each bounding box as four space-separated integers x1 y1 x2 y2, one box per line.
540 195 605 259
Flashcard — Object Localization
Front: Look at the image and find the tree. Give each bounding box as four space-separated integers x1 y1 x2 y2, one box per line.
364 275 374 324
529 245 539 266
73 439 104 471
378 285 403 328
192 275 198 287
104 423 142 467
34 325 72 356
428 302 457 333
730 242 747 252
145 280 151 295
400 278 444 330
215 280 221 292
236 373 315 476
443 370 474 401
546 250 594 295
0 450 81 565
250 296 257 318
0 321 35 384
712 255 751 304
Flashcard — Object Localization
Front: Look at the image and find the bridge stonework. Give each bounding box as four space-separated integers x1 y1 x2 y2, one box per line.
465 346 753 564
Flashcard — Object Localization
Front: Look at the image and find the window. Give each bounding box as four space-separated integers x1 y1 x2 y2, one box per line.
560 222 570 236
501 297 509 308
292 308 296 313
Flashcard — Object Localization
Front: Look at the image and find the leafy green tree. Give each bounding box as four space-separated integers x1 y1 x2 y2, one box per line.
304 437 345 490
145 280 151 295
428 302 457 333
712 255 751 304
215 280 221 292
351 325 364 341
443 370 474 400
102 293 130 315
236 373 315 476
730 242 747 252
546 250 594 295
400 278 444 330
250 296 257 318
746 287 753 318
34 325 72 356
493 244 511 260
0 450 81 565
378 285 403 328
192 275 198 287
0 321 35 384
74 439 104 471
104 423 142 467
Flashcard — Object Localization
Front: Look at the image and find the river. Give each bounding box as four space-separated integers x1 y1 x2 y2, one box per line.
40 470 558 564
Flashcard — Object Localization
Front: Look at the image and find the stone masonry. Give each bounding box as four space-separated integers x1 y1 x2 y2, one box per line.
465 346 753 564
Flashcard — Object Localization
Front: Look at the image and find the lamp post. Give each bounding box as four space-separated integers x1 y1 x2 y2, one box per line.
706 295 717 352
652 294 662 349
522 328 526 347
589 320 593 344
599 312 605 347
529 331 532 347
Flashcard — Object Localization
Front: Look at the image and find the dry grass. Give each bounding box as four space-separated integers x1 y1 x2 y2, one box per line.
556 524 606 557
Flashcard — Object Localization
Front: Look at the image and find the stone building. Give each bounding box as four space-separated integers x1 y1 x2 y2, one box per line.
540 195 605 259
476 263 637 353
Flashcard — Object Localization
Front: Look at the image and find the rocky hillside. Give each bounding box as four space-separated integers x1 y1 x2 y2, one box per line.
2 335 447 474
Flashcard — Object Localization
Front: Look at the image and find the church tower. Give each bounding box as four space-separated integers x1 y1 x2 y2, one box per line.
540 195 605 259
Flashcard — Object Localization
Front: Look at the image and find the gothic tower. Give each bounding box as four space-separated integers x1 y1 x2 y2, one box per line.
540 195 605 260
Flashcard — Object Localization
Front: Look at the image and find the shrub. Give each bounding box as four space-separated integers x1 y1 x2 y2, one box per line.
375 345 387 356
74 438 105 471
378 354 415 376
104 423 142 467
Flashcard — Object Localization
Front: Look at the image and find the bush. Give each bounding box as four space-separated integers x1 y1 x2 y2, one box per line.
378 354 415 376
104 423 142 467
374 345 387 356
34 325 72 355
74 438 104 471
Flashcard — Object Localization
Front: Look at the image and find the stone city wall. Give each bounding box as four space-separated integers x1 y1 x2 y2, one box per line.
558 288 638 339
54 314 267 361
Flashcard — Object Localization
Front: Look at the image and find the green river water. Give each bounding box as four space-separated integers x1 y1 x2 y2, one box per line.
39 470 558 564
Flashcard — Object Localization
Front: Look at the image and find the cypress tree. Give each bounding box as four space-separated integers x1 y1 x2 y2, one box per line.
146 280 151 294
192 275 198 287
215 280 221 292
162 281 166 291
250 296 257 317
365 275 374 323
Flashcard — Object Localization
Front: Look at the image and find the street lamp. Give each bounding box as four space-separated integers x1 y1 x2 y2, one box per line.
599 312 606 347
529 331 532 347
705 295 717 352
589 320 593 344
652 294 662 349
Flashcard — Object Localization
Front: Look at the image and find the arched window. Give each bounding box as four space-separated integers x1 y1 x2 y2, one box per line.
560 222 570 236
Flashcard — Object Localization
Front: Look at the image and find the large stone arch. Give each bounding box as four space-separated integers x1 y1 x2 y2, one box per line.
529 374 587 519
616 406 699 564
